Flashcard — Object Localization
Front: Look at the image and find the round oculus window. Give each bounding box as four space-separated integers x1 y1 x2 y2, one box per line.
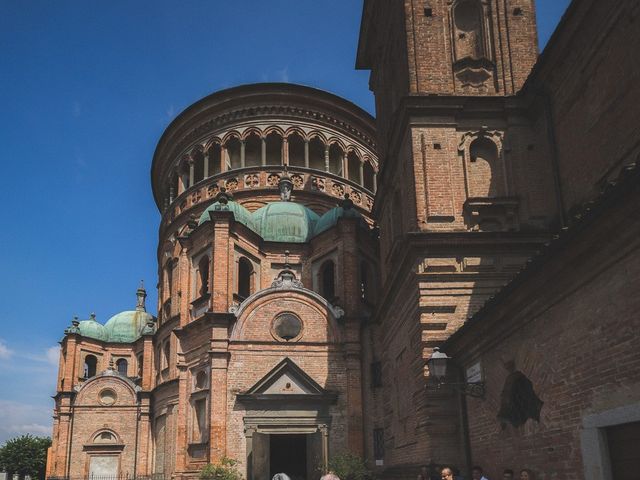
272 313 303 341
99 388 117 406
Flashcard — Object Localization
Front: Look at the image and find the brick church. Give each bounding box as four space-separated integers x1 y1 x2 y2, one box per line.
47 1 640 479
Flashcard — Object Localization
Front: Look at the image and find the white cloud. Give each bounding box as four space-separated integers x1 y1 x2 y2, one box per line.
0 339 13 360
276 66 289 83
45 346 60 367
166 104 176 119
0 400 52 444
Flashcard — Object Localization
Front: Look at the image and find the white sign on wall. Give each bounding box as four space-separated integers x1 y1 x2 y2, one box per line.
466 361 483 383
89 456 119 477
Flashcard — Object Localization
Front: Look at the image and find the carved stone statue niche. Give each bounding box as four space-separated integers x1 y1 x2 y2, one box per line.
451 0 495 91
453 0 485 60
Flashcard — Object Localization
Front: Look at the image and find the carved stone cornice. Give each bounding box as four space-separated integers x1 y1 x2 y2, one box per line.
160 104 377 173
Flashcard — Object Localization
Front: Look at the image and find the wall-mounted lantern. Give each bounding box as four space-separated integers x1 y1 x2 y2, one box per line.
427 347 485 398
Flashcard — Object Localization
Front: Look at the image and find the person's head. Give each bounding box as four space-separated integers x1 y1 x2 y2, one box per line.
272 474 291 480
472 466 483 480
441 467 454 480
519 469 534 480
503 469 514 480
320 473 340 480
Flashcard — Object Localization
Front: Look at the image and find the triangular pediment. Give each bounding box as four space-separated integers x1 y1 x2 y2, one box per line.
237 358 337 403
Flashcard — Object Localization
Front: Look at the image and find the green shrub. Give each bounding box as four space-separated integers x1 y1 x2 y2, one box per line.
200 457 244 480
0 434 51 480
326 453 371 480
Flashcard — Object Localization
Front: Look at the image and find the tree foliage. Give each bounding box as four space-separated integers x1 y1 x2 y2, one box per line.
326 453 371 480
200 457 244 480
0 434 51 480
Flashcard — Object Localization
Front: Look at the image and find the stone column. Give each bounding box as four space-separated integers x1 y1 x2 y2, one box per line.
359 161 364 185
178 170 186 195
261 137 267 166
204 153 210 178
342 153 348 179
324 145 330 172
189 160 195 187
283 137 289 166
240 140 246 168
304 140 310 168
221 145 229 172
319 424 330 472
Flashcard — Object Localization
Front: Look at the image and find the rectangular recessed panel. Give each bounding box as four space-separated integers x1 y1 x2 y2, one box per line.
423 305 457 314
423 323 448 331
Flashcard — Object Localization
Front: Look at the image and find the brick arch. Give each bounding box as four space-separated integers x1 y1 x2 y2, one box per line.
362 154 376 171
326 137 347 151
74 372 138 406
190 143 204 156
345 145 362 158
307 130 328 143
284 126 308 141
230 288 343 343
221 130 242 145
203 136 222 150
88 428 122 445
241 127 263 141
263 125 286 137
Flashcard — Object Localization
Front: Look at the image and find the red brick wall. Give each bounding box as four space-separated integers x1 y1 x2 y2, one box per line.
68 376 140 477
446 182 640 478
530 0 640 214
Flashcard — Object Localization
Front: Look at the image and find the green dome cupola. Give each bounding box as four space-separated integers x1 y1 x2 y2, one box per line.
314 194 363 236
77 313 108 342
67 284 155 343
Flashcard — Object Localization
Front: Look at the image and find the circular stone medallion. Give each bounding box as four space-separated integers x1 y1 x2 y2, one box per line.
272 313 303 342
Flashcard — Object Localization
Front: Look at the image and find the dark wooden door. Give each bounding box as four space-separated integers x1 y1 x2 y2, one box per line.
607 421 640 480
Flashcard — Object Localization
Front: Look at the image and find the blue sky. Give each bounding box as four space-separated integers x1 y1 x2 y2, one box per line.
0 0 570 445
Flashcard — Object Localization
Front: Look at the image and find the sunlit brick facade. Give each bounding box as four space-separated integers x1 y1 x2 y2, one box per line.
48 1 640 479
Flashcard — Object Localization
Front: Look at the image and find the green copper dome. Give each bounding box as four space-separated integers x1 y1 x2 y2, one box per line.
104 310 154 343
77 315 108 342
67 286 155 343
199 199 321 243
253 202 320 243
198 200 257 233
314 206 363 236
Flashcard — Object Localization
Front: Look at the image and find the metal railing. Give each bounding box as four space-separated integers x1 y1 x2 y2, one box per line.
48 475 167 480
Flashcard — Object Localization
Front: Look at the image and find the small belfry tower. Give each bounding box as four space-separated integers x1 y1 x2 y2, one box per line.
357 0 556 473
357 0 539 150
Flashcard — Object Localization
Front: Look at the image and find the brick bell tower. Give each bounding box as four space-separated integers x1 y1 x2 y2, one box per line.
357 0 557 474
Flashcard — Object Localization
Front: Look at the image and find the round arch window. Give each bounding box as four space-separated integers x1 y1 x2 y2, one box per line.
94 430 117 443
272 313 303 342
99 388 117 406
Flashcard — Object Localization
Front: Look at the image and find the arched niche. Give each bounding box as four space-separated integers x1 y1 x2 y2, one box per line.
459 130 508 199
74 371 139 406
452 0 486 61
450 0 495 91
230 288 343 344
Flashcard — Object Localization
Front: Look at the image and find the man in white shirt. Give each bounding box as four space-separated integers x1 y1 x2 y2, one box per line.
472 465 489 480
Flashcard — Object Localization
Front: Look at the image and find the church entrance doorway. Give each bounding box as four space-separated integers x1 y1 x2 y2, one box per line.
248 427 326 480
269 434 307 479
